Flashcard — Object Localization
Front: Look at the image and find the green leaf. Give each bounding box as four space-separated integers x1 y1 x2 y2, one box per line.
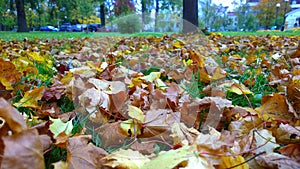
49 117 73 138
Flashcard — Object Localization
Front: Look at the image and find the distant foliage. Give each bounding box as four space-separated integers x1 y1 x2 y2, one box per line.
115 14 142 33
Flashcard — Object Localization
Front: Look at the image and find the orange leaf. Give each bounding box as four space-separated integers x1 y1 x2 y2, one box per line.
0 59 22 90
255 93 296 123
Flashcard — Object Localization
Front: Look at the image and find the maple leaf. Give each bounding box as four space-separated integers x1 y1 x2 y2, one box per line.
49 117 73 138
219 155 249 169
13 86 45 108
128 105 145 123
0 98 27 135
256 153 300 169
67 135 108 169
1 129 45 169
104 149 150 169
274 123 300 144
97 121 128 148
255 93 297 123
142 145 212 169
0 59 22 90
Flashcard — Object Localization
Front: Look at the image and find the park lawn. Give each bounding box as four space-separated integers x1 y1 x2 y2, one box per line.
1 29 299 41
0 30 299 168
0 31 170 41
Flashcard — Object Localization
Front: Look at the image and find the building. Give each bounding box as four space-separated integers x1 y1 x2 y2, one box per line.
285 8 300 28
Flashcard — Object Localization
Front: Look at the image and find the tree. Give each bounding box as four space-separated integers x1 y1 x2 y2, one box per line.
183 0 198 33
100 2 105 26
253 0 290 29
202 0 215 30
114 0 135 16
15 0 28 32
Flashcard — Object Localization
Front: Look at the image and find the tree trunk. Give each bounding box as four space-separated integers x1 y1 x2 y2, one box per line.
100 3 105 26
141 0 146 31
15 0 28 32
154 0 159 32
183 0 198 33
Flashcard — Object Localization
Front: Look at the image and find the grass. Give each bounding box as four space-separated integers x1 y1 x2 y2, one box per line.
0 31 170 41
220 29 300 36
1 29 299 41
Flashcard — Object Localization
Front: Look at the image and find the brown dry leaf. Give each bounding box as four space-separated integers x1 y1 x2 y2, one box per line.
287 75 300 115
130 141 156 155
256 153 300 169
67 135 108 169
142 109 180 138
42 80 65 101
170 122 200 146
13 86 45 108
199 97 232 132
1 129 45 169
255 93 297 123
104 148 150 169
279 144 300 163
0 98 27 135
96 121 128 148
274 123 300 144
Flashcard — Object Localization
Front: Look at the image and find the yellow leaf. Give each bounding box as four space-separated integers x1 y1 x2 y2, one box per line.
228 83 253 95
220 155 249 169
120 119 142 137
128 105 145 123
52 161 68 169
155 79 167 89
142 145 211 169
104 149 150 169
0 59 22 90
140 72 161 83
49 117 73 138
28 52 45 63
173 40 185 49
13 86 45 108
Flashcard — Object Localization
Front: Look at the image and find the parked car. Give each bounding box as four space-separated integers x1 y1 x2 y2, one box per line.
86 24 102 32
70 24 86 32
39 26 59 32
59 23 72 32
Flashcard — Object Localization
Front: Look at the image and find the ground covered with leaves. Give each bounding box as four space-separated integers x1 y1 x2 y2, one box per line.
0 32 300 169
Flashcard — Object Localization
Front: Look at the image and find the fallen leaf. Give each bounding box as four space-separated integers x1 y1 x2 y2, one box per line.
228 83 253 95
13 86 45 108
256 153 300 169
219 155 249 169
279 144 300 162
67 135 108 169
128 105 145 123
142 145 211 169
104 149 150 169
52 161 68 169
255 93 296 123
0 59 22 90
49 117 73 138
97 121 128 148
254 129 279 154
0 98 27 135
1 129 45 169
274 123 300 144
